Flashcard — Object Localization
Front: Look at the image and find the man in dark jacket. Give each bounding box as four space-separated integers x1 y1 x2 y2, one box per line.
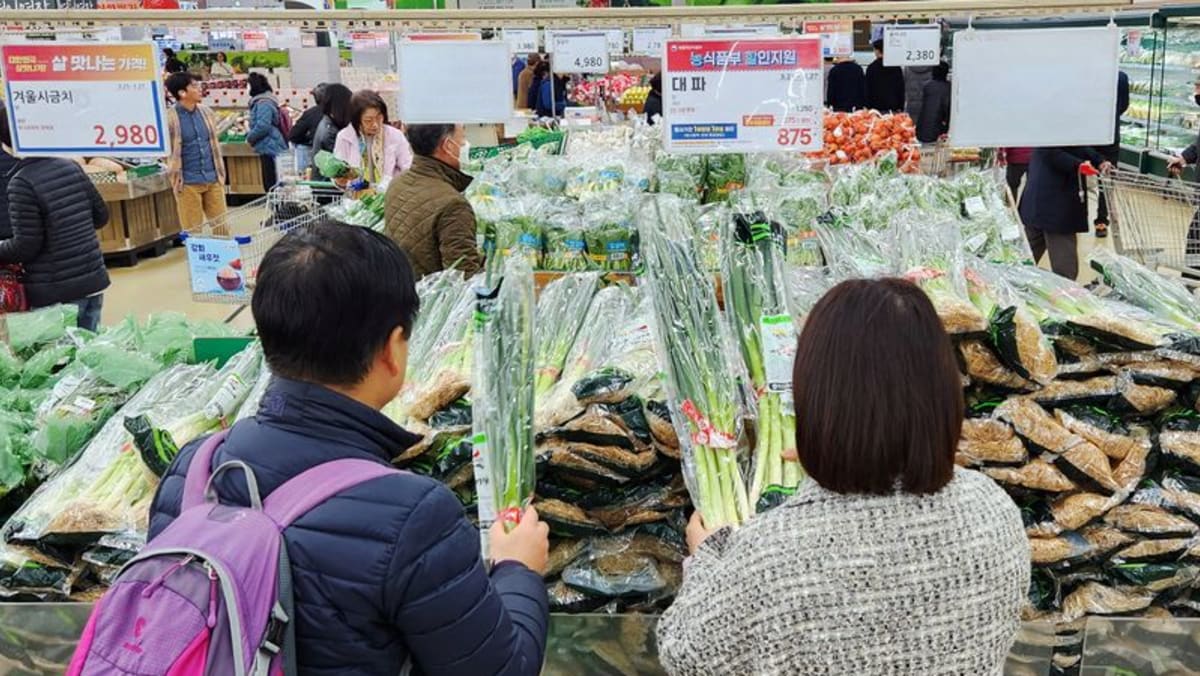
826 57 866 113
149 222 550 676
1019 146 1109 280
865 40 905 113
384 123 483 278
916 62 951 144
0 108 109 330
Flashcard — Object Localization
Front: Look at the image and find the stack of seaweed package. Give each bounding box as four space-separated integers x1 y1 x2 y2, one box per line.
389 269 690 613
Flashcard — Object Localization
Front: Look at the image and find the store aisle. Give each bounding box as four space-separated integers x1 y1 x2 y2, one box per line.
103 248 254 331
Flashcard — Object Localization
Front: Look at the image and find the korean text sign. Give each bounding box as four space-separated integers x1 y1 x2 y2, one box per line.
663 37 824 154
2 43 166 158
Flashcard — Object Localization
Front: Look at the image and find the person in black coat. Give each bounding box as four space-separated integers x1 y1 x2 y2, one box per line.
826 58 866 113
916 62 951 144
0 148 17 241
289 83 328 149
645 72 663 125
865 40 906 114
1019 146 1109 281
1093 70 1129 238
0 110 109 330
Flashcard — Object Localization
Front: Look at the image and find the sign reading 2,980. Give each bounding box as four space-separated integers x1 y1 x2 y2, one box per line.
1 43 166 158
662 37 823 154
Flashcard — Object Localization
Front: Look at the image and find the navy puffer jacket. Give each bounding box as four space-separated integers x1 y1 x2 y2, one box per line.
149 377 549 676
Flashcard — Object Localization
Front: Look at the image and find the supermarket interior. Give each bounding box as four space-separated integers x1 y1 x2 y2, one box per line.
8 0 1200 674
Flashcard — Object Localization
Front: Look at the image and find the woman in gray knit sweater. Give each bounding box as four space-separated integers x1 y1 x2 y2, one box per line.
657 279 1029 676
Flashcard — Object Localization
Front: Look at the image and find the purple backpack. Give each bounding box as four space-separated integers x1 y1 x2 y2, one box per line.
67 430 396 676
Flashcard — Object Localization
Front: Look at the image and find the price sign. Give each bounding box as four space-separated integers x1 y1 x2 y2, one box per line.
552 32 609 74
184 236 244 297
2 42 166 158
633 26 671 57
242 31 269 52
884 25 941 67
502 28 539 54
663 37 824 154
803 20 853 59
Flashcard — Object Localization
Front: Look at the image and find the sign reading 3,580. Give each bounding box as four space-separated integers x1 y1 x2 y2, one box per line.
1 42 166 158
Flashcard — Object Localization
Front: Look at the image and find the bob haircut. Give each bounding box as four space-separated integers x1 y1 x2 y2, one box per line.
349 90 389 134
792 278 962 496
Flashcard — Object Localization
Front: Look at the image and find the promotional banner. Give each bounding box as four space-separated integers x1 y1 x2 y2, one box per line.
663 37 823 154
186 237 245 298
2 42 166 158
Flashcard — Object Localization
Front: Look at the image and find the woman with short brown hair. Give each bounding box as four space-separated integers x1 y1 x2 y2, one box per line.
657 278 1029 676
332 90 413 186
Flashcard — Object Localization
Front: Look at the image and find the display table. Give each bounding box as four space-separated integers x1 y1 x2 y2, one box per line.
94 174 182 267
221 142 266 197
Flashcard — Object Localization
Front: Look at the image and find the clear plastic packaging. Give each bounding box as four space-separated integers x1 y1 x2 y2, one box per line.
894 211 987 335
533 273 600 398
964 264 1058 385
541 200 589 272
1089 248 1200 334
5 305 78 357
581 195 637 273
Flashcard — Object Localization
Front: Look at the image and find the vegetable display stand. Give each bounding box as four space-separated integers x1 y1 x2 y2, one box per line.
222 143 266 196
533 270 635 295
96 174 179 268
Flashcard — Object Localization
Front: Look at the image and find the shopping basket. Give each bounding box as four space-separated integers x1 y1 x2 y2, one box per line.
1099 169 1200 281
182 181 343 305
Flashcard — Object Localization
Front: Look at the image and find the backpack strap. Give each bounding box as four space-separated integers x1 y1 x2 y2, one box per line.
262 459 397 528
181 430 231 511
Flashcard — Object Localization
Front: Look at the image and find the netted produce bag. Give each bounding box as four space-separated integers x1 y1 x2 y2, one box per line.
653 153 705 201
5 305 78 357
541 199 589 272
582 195 637 272
3 364 219 547
1089 249 1200 334
894 211 987 335
964 264 1058 385
472 257 536 537
639 194 750 529
720 201 804 512
533 273 600 398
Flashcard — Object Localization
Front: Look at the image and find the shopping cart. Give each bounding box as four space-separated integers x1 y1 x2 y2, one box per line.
182 180 343 309
1098 169 1200 282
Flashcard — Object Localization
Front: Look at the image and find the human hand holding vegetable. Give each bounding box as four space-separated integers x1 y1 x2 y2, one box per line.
488 506 550 574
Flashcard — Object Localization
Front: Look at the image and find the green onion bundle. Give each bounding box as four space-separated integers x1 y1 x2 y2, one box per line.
533 273 600 398
472 257 536 533
721 206 804 513
639 194 750 529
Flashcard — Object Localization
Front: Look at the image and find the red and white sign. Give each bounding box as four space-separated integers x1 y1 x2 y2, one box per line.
803 20 853 59
663 37 824 154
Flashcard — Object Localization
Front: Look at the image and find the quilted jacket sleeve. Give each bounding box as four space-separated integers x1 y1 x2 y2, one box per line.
86 175 109 230
384 482 548 676
0 173 45 264
437 199 483 277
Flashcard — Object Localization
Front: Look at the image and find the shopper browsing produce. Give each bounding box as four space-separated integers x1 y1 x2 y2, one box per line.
916 61 952 143
999 146 1033 203
288 82 328 171
161 47 186 76
1167 76 1200 177
165 72 228 234
309 83 353 176
149 222 550 676
1093 71 1130 239
825 56 866 113
384 124 482 278
656 279 1028 676
333 90 413 187
0 106 110 331
865 39 906 113
1019 146 1110 280
515 52 542 110
645 72 663 124
246 72 290 192
208 51 235 78
535 65 570 118
904 63 935 123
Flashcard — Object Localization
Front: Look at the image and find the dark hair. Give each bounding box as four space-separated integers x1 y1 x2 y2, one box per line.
0 103 10 148
165 72 200 100
321 83 353 129
311 82 328 106
933 61 950 81
163 48 176 58
349 90 388 134
247 72 273 97
872 39 884 52
792 279 961 496
649 73 662 94
533 61 550 78
405 124 456 157
252 221 420 387
216 51 227 62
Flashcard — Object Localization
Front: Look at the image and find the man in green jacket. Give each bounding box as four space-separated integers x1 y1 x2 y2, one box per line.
384 124 483 278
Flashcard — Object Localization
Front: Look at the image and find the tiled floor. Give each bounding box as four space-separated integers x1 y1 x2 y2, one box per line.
102 247 254 331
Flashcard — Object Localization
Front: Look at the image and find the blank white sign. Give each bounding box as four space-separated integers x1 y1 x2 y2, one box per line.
950 27 1120 147
397 40 514 123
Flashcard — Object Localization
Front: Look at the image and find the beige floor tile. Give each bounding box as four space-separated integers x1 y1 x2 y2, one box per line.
103 248 255 332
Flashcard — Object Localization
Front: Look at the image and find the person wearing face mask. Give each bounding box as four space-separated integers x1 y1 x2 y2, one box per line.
333 90 413 189
383 124 482 278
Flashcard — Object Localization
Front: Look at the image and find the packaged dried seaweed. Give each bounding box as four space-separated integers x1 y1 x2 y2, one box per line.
1054 407 1148 461
1109 539 1193 565
1030 533 1092 567
960 340 1037 391
1060 582 1156 623
1050 493 1116 533
965 265 1057 385
1103 504 1199 538
984 459 1078 493
996 397 1089 456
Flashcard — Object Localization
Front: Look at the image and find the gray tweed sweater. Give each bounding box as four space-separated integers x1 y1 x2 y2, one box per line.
657 467 1030 675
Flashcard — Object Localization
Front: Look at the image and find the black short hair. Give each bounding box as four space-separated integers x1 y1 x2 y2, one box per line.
872 39 885 52
349 90 389 134
251 221 420 386
933 61 950 81
247 72 273 97
793 279 961 496
165 72 199 101
321 84 354 129
0 102 10 148
405 124 456 157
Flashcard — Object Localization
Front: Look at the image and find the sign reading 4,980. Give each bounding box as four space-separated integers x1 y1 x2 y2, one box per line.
2 42 166 158
662 37 824 154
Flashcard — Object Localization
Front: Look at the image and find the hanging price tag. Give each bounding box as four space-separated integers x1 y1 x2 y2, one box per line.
633 26 671 57
552 32 609 74
802 20 853 59
502 28 539 54
1 42 167 158
883 25 942 67
663 37 824 154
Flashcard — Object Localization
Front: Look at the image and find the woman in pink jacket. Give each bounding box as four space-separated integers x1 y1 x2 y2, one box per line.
333 90 413 187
